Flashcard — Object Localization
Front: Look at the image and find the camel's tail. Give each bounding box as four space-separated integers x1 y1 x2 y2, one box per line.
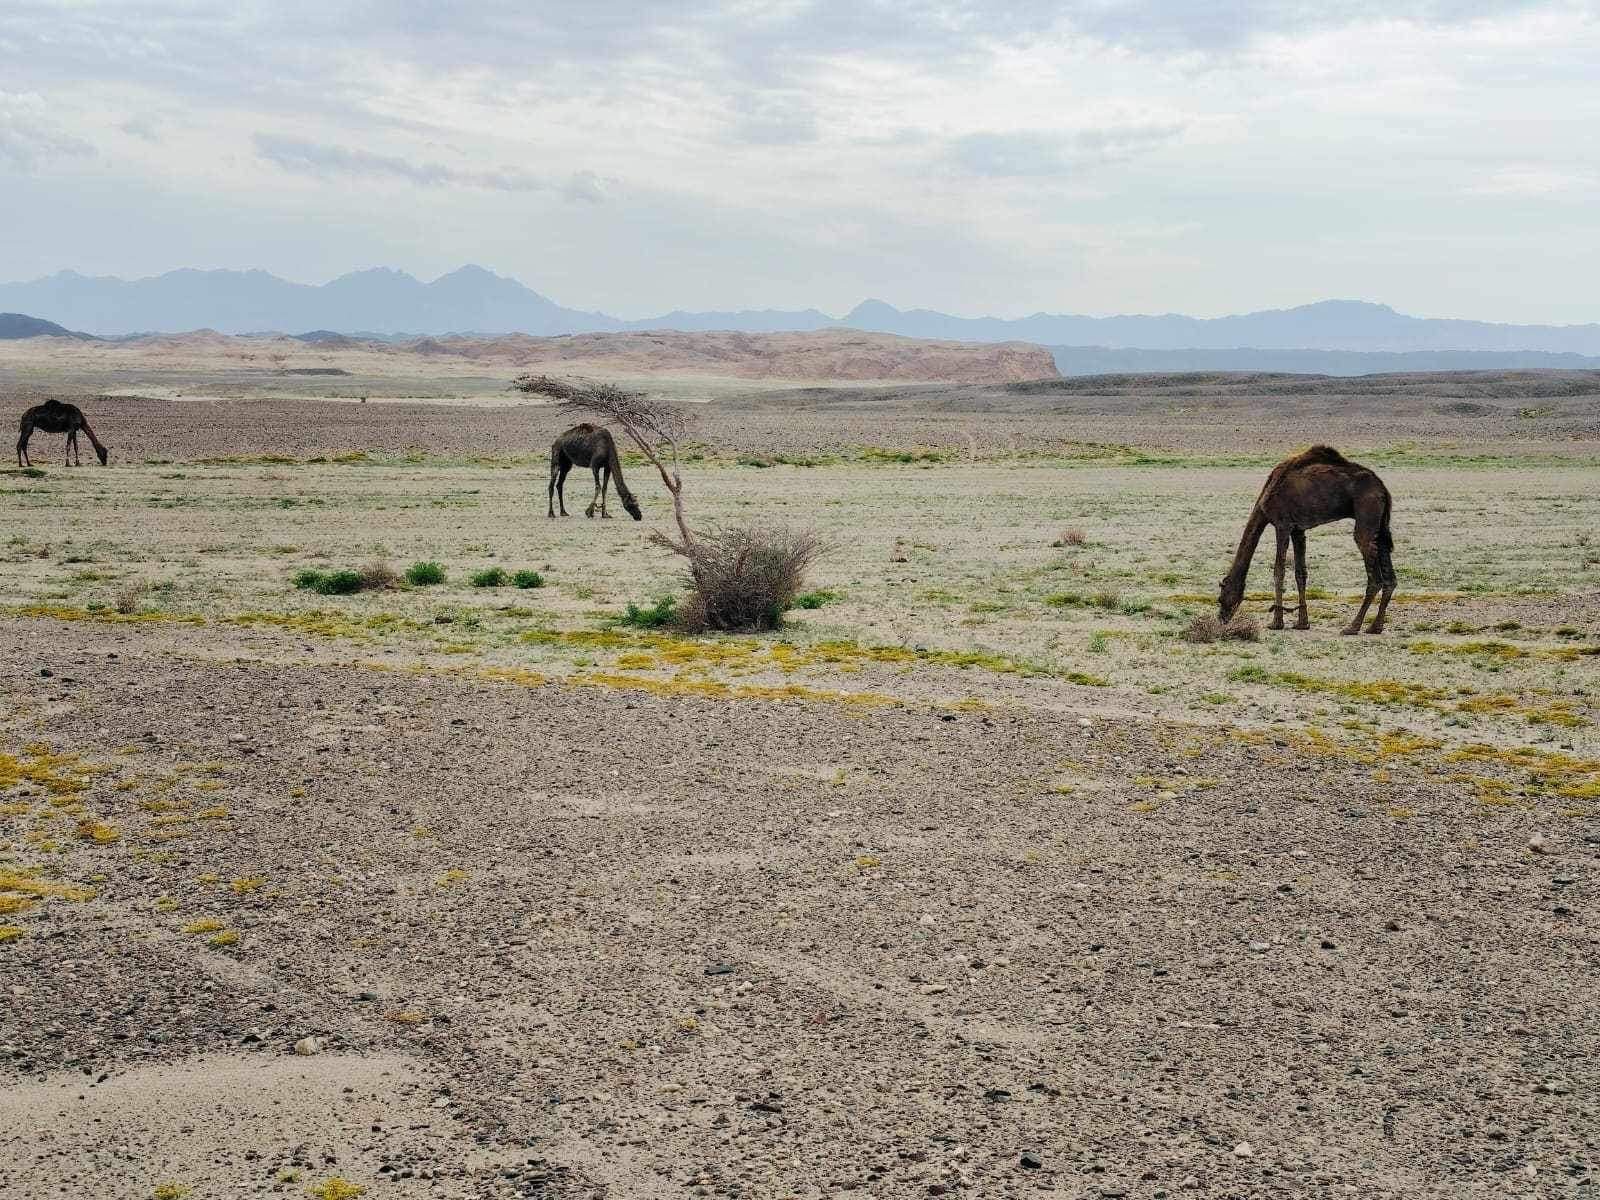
1375 486 1396 589
80 415 109 465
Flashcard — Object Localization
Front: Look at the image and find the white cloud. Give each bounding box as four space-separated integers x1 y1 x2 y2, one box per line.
0 1 1597 321
0 89 95 168
1470 165 1598 195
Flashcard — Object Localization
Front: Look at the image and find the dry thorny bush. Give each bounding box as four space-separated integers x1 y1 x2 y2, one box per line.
666 525 828 633
114 581 148 615
358 560 401 591
1181 612 1262 643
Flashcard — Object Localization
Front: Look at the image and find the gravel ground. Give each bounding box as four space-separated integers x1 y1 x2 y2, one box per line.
2 619 1595 1198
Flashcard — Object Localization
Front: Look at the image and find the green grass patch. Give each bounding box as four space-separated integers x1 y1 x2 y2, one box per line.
860 447 955 465
293 569 363 596
791 589 842 610
470 567 509 588
619 597 678 629
513 569 545 589
405 561 446 587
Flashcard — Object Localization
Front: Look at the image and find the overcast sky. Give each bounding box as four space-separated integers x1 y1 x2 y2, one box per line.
2 1 1597 322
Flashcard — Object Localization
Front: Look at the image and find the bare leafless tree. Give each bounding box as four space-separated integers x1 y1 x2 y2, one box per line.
514 374 697 558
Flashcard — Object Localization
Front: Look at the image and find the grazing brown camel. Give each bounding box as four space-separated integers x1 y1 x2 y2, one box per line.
547 423 641 520
1218 445 1396 635
17 399 109 467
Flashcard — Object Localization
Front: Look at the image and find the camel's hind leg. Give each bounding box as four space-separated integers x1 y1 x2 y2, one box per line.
552 460 573 517
1366 532 1397 634
1268 527 1288 630
1343 532 1382 635
1290 528 1310 630
16 427 29 468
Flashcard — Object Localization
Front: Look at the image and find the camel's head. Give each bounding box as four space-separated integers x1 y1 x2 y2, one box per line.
1217 576 1244 623
95 444 108 466
622 492 642 521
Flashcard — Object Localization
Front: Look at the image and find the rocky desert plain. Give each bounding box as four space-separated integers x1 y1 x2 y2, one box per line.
0 330 1597 1199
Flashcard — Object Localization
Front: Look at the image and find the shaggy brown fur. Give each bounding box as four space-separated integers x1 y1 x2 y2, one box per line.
17 400 108 467
1219 446 1396 635
547 423 641 520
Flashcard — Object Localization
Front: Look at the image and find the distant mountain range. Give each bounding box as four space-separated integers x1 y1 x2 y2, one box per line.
3 264 1598 360
1048 345 1600 377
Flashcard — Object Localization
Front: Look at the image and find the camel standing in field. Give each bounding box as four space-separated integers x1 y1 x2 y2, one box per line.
17 399 109 467
1218 445 1396 635
547 423 641 520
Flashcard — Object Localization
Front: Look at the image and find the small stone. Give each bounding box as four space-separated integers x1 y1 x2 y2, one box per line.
920 984 947 996
1536 1079 1572 1095
1077 719 1092 728
292 1037 323 1056
1528 832 1550 855
1180 1176 1200 1190
1233 1142 1254 1158
1247 942 1271 953
1019 1152 1043 1170
704 963 734 977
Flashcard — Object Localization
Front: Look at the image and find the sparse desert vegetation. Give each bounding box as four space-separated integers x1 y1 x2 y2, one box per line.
2 369 1597 1197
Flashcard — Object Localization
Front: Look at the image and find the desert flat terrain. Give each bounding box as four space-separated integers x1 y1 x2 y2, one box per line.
1 364 1598 1199
0 327 1061 397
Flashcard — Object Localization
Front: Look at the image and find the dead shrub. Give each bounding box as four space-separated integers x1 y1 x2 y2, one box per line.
1181 613 1262 643
1053 528 1087 547
114 581 148 615
664 525 826 633
358 560 401 591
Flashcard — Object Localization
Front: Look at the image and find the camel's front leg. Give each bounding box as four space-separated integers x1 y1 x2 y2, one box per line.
1268 527 1288 630
585 465 603 518
1290 528 1310 630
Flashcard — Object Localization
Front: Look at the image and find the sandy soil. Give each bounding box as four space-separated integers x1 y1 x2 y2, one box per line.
2 370 1597 1198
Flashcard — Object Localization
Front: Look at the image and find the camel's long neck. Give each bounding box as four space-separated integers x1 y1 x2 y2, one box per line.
78 417 105 455
1223 508 1270 592
606 439 634 503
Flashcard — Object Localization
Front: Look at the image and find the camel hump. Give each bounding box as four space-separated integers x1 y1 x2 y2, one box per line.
1287 444 1349 469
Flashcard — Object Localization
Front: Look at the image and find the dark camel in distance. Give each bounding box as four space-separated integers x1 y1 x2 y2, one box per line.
1219 445 1396 635
547 423 641 520
17 399 109 466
